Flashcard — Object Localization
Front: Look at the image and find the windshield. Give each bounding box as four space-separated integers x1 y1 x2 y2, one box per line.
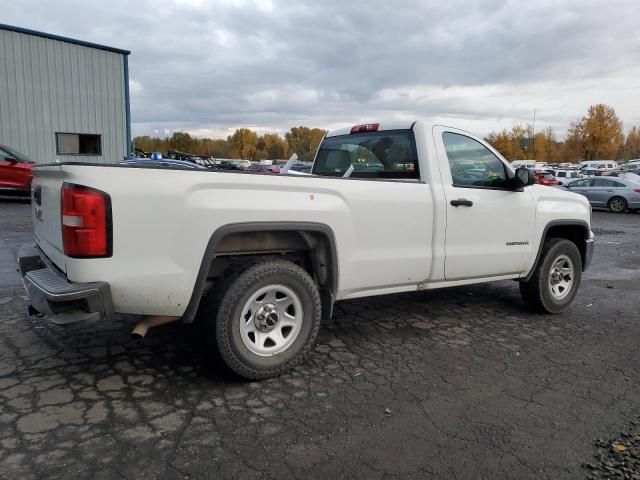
0 145 34 163
312 130 419 179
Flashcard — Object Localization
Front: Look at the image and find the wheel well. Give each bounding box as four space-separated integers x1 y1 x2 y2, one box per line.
207 230 336 291
521 222 589 283
182 225 338 323
608 196 626 204
544 224 588 267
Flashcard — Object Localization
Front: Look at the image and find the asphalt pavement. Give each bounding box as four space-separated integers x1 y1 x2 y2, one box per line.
0 200 639 479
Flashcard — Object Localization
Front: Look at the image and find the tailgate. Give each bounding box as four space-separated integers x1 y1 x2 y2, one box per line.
32 166 67 273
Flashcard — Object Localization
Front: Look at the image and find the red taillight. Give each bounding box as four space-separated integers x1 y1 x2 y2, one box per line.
350 123 379 134
635 189 640 193
61 184 111 257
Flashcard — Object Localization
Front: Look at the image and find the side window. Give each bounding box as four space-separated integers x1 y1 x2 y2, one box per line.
593 179 616 187
442 132 508 188
557 171 567 178
570 179 591 187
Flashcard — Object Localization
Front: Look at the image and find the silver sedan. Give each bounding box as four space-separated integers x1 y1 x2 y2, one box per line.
558 177 640 213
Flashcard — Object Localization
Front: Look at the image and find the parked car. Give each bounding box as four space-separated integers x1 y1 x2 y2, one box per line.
579 160 617 171
534 172 559 186
552 169 582 185
288 162 313 174
20 121 594 379
119 158 206 170
246 164 279 174
620 163 640 173
558 177 640 213
0 144 34 197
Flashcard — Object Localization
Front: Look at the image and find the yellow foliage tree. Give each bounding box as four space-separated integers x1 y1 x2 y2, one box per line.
622 126 640 161
564 104 623 161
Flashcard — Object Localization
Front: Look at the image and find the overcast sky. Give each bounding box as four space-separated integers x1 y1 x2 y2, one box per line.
3 0 640 139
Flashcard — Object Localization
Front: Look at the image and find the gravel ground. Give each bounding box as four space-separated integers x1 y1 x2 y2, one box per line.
0 200 639 479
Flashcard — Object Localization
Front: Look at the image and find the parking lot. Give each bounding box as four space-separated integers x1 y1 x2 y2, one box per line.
0 201 638 479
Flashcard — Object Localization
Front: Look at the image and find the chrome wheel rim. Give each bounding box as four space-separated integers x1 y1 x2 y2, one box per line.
239 284 304 357
548 255 574 300
610 199 625 212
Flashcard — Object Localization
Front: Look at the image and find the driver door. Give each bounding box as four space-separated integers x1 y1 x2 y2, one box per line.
434 127 536 280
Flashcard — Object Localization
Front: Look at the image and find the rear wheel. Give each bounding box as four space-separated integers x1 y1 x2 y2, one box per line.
519 238 582 313
608 196 627 213
204 258 321 379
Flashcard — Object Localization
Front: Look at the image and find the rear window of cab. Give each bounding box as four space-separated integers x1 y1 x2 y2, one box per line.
312 130 419 180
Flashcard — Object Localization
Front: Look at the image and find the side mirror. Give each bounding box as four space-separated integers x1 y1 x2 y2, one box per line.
514 167 535 188
4 155 18 163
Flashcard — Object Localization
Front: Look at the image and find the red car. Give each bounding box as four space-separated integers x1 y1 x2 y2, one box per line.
0 145 34 197
246 164 280 174
535 172 559 186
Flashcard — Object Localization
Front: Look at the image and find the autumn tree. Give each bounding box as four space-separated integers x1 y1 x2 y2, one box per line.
168 132 196 152
285 126 327 161
132 125 321 162
228 128 259 160
261 133 288 159
621 126 640 161
564 104 623 161
531 127 560 163
133 135 167 154
485 125 528 160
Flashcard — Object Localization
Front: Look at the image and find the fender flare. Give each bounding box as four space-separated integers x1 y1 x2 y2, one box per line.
521 219 590 282
181 221 339 323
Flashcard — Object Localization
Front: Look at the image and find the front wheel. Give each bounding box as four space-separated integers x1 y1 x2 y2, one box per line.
608 196 627 213
207 259 321 379
519 238 582 313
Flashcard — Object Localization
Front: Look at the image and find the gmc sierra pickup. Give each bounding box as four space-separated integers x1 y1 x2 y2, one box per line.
19 121 594 379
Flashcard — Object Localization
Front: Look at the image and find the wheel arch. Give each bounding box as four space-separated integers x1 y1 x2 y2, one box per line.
521 220 590 282
607 195 627 211
181 222 339 323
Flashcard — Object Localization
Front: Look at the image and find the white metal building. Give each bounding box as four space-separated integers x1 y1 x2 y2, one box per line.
0 24 131 164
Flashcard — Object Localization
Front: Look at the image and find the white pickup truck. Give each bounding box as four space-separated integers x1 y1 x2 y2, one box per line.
19 121 594 379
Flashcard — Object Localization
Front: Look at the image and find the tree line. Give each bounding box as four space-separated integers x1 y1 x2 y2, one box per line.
133 104 640 164
133 126 326 162
485 104 640 163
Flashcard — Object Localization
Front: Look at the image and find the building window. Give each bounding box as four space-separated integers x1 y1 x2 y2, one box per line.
56 133 101 155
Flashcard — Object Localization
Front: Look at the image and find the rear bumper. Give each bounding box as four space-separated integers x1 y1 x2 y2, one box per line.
583 238 594 271
18 246 113 324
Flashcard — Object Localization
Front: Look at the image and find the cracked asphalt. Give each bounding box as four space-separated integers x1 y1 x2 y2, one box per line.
1 200 639 479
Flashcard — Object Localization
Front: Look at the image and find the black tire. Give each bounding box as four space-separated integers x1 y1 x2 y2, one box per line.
204 258 321 380
519 238 582 314
608 196 627 213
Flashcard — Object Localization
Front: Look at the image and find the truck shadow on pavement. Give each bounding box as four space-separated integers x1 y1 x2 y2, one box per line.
21 281 554 384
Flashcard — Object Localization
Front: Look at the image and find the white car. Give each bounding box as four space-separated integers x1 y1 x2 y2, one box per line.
553 169 582 185
579 160 617 172
20 121 594 379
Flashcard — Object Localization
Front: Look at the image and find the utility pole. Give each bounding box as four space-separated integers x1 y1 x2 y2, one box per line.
532 108 536 159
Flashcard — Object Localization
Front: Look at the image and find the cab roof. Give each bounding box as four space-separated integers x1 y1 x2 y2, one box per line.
325 121 416 138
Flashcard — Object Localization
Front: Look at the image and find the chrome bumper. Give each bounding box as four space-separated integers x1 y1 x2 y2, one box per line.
18 246 113 325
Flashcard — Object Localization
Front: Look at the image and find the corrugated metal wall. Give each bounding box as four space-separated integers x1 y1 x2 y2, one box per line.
0 29 127 163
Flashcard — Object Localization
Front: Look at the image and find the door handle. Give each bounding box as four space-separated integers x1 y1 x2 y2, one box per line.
450 199 473 207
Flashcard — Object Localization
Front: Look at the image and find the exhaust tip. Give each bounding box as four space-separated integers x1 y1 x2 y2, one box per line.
131 315 180 340
130 324 148 340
